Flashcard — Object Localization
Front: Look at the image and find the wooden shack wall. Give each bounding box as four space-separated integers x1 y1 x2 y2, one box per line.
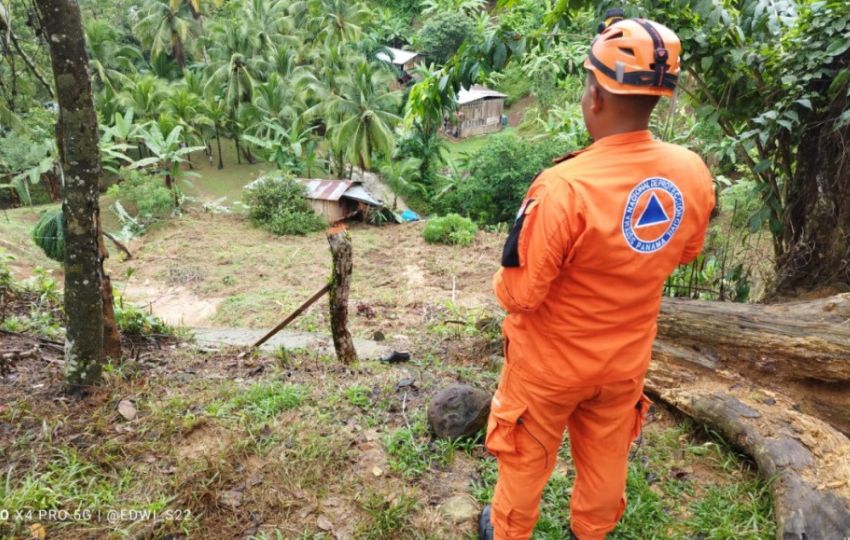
309 199 347 223
458 98 504 138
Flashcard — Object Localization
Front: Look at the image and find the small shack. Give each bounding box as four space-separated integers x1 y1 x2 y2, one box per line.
376 47 422 84
301 179 384 223
448 85 507 138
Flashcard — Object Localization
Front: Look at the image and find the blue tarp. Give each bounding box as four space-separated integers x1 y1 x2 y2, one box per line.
401 209 420 222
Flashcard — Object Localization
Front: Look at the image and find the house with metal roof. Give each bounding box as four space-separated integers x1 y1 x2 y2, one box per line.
376 47 422 84
300 179 384 224
447 85 508 138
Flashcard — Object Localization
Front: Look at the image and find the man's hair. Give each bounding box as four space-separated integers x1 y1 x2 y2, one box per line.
587 71 660 117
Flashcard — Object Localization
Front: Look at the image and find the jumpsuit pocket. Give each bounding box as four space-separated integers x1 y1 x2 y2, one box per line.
485 389 527 458
631 393 653 441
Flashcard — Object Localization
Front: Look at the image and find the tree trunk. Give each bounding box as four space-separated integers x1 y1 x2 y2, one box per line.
656 295 850 434
775 52 850 295
215 126 224 169
327 227 356 364
37 0 105 394
97 217 122 360
645 360 850 540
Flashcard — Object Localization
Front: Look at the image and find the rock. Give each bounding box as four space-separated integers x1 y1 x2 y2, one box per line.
428 384 491 440
118 399 137 421
439 494 479 525
372 330 385 342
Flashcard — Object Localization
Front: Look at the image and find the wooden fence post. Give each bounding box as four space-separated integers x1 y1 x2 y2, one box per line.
327 226 357 364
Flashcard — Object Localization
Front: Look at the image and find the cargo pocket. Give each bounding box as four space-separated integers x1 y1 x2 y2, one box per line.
631 393 653 441
485 389 528 458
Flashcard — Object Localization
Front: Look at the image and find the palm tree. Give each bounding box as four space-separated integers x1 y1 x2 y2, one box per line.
379 157 422 210
243 0 291 50
118 74 164 155
161 86 204 166
84 20 142 91
324 60 400 172
250 73 302 138
316 0 367 46
133 0 197 70
202 96 228 169
206 22 261 164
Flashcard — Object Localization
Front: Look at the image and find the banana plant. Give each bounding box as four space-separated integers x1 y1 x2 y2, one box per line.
131 123 205 206
242 121 316 173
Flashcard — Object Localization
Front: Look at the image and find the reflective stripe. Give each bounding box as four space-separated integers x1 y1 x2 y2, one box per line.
587 50 677 90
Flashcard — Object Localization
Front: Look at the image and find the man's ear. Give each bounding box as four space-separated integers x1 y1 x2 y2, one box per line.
589 82 604 113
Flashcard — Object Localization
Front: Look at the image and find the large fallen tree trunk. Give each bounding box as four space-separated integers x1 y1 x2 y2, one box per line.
658 294 850 382
646 359 850 540
656 294 850 435
648 294 850 538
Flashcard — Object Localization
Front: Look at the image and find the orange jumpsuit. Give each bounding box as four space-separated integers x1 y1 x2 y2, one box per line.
486 130 715 539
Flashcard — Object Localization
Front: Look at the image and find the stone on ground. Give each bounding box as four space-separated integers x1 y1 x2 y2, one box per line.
428 384 491 440
439 494 480 525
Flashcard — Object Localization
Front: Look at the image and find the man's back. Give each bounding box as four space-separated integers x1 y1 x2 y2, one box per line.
496 130 715 387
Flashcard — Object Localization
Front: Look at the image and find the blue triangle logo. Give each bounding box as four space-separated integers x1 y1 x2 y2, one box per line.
636 193 670 228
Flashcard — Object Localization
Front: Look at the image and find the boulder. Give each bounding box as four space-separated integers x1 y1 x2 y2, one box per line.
439 494 479 525
428 384 491 440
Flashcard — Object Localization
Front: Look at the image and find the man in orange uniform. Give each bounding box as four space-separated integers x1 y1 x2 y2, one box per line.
479 15 716 540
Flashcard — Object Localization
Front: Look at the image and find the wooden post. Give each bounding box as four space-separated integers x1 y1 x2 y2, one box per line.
327 226 356 364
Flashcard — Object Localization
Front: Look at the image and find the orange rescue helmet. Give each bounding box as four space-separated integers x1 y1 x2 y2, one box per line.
583 18 681 97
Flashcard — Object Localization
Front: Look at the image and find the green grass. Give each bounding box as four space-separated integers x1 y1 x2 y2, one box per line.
355 490 420 540
443 127 516 165
383 411 477 479
470 421 776 540
207 381 307 423
180 143 272 205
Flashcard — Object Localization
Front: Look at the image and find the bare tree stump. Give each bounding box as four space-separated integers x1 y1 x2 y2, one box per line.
327 227 356 364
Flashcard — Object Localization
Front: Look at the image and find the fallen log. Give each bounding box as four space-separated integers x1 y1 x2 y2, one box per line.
646 360 850 540
656 294 850 435
658 294 850 382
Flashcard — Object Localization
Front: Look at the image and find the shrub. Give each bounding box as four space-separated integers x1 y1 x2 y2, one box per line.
435 134 562 225
422 214 477 246
32 208 64 262
243 173 326 236
417 11 474 65
107 169 173 222
115 302 172 336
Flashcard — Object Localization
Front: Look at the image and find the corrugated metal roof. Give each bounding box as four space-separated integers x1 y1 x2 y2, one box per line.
376 47 420 66
342 185 382 206
456 85 507 105
303 179 353 202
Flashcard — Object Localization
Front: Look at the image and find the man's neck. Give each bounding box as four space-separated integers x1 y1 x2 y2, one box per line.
591 120 651 141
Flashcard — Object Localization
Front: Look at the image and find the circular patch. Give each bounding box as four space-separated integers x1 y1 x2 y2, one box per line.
622 177 685 253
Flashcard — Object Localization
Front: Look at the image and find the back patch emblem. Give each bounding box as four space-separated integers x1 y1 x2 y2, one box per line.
622 177 685 253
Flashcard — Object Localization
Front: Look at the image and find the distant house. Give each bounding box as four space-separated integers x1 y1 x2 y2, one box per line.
447 85 508 138
376 47 422 84
301 179 383 223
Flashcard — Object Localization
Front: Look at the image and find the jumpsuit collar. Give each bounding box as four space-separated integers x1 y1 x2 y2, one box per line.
589 130 653 148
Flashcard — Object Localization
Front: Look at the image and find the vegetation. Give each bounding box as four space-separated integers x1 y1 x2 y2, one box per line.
422 213 478 246
31 208 64 262
2 0 849 536
243 173 327 236
436 134 561 225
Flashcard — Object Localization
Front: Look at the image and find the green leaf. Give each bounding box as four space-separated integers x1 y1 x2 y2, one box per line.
754 159 771 173
793 99 812 111
826 37 850 57
828 69 850 99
